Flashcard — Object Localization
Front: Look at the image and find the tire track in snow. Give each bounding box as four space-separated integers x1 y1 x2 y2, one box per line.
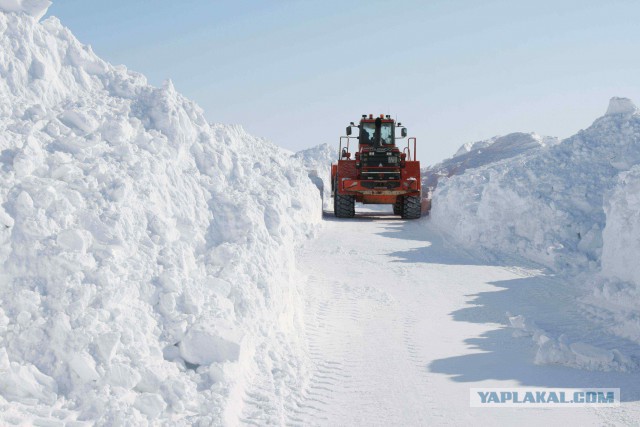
287 277 368 425
288 239 432 426
248 213 627 425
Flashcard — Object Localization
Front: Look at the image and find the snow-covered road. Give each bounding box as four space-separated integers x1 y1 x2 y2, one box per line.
283 208 640 426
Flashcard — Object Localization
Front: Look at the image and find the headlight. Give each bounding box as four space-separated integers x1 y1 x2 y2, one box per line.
388 156 398 163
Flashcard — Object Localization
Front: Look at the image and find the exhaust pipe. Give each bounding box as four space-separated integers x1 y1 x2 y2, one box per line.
373 117 382 148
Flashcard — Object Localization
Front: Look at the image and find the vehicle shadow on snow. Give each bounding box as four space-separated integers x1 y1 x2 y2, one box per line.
378 221 504 266
370 216 438 242
387 243 491 266
427 274 640 402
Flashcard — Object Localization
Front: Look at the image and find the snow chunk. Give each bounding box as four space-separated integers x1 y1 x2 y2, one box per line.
134 393 166 418
0 207 14 228
179 325 243 365
570 342 614 366
95 332 120 363
59 110 99 135
69 352 99 382
0 349 57 404
508 313 635 371
29 58 47 80
605 97 637 116
0 0 51 21
56 229 92 252
106 363 141 389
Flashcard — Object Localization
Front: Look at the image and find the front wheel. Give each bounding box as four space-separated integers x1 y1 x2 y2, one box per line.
334 185 355 218
402 196 421 219
393 196 404 215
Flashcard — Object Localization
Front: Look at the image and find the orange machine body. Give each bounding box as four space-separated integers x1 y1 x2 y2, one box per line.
331 115 421 206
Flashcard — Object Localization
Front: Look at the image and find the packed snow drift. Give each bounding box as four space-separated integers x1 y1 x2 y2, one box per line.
293 143 337 209
601 165 640 286
423 132 559 189
431 97 640 371
432 98 640 274
0 0 50 21
0 5 320 425
586 165 640 348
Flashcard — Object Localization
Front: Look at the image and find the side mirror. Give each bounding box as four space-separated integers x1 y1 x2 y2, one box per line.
346 126 352 136
401 128 407 138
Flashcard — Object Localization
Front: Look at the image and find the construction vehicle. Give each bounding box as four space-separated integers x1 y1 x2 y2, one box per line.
331 114 427 219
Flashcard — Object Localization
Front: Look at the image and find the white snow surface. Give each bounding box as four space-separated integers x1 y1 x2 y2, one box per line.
431 98 640 373
424 132 559 188
255 210 640 425
2 3 640 424
601 166 640 285
293 142 336 175
0 10 321 425
606 96 638 116
453 138 493 158
583 166 640 347
293 142 337 209
432 98 640 274
0 0 50 21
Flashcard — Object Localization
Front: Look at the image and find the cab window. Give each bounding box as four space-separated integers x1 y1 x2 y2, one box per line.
360 123 394 145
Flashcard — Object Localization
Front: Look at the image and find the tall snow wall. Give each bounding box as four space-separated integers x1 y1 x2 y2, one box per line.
0 5 320 425
293 143 337 210
431 97 640 275
601 166 640 285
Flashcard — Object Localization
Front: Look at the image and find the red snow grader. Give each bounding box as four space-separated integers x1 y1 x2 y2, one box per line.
331 114 426 219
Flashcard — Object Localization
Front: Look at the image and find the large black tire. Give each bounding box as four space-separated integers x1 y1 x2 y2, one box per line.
393 197 403 215
334 194 355 218
334 183 355 218
402 196 421 219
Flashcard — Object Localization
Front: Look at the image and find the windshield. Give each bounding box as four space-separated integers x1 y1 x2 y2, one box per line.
360 122 394 145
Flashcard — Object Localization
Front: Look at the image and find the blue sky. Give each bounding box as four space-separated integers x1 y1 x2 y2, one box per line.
46 0 640 163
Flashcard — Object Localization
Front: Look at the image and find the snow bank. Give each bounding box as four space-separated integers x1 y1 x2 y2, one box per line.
601 166 640 285
453 139 493 158
585 167 640 346
605 96 637 116
0 9 320 425
508 314 635 372
293 142 336 175
293 143 337 209
432 98 640 371
0 0 50 21
423 132 558 188
432 98 640 273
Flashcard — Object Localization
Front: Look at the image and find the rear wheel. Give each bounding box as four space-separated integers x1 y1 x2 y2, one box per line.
393 197 403 215
334 183 355 218
402 196 421 219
